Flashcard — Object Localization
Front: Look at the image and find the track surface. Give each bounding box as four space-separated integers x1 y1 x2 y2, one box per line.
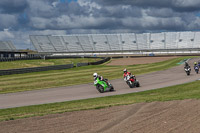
0 58 199 109
1 58 200 133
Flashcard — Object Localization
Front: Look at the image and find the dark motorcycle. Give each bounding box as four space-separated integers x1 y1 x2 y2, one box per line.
184 67 191 76
194 66 199 74
124 75 140 88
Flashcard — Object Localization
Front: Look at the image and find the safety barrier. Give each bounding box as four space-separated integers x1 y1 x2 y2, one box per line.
0 55 102 62
76 62 89 67
0 57 110 76
88 57 111 65
0 64 74 76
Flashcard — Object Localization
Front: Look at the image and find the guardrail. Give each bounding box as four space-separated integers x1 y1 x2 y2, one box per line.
0 57 111 76
0 55 103 62
0 64 74 76
88 57 111 65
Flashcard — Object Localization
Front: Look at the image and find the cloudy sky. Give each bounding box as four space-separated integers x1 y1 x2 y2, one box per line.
1 0 200 49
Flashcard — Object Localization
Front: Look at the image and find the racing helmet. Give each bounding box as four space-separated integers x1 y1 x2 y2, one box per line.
123 68 127 73
194 62 197 65
93 73 98 78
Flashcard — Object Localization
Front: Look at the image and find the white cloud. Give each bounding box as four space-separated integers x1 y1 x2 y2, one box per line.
0 29 15 40
188 17 200 29
52 1 59 7
30 17 49 29
0 14 17 29
173 0 200 7
77 0 101 9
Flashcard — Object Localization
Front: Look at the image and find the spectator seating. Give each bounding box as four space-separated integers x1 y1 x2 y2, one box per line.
150 33 165 49
0 41 16 51
30 31 200 53
177 31 195 48
165 32 178 49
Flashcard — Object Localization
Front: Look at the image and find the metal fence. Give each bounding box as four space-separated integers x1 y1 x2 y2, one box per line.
0 57 111 76
0 64 74 76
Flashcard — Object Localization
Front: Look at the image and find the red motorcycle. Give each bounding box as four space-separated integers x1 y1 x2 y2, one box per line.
124 74 140 88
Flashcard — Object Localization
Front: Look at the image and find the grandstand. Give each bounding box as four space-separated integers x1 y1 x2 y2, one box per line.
0 41 16 58
30 31 200 55
0 41 30 59
0 41 16 51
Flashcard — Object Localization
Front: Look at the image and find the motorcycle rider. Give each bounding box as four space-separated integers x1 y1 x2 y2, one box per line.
93 73 109 85
184 62 190 69
198 61 200 67
123 68 136 81
194 62 199 70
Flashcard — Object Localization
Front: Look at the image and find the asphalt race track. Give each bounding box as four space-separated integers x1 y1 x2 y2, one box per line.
0 58 199 109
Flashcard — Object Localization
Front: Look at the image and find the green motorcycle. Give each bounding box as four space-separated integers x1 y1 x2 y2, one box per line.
94 77 114 93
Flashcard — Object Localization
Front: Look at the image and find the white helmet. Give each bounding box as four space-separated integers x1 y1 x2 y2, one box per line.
123 68 127 73
93 73 98 78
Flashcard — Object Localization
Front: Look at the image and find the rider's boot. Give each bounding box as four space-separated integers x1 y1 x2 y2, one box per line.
106 81 109 86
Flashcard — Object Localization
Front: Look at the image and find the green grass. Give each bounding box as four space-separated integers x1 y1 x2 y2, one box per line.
0 56 190 94
0 58 101 70
1 80 200 122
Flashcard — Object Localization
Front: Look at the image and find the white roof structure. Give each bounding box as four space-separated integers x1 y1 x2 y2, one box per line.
30 31 200 53
0 41 16 51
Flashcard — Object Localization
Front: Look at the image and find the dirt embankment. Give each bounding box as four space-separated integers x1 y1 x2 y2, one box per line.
107 56 178 65
1 99 200 133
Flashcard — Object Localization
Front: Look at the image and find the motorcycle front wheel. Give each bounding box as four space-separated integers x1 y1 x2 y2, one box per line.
109 84 114 91
97 85 104 93
136 81 140 87
187 71 190 75
127 81 134 88
196 70 198 74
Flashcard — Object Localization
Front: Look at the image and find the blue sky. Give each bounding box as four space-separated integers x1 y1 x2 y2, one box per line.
1 0 200 49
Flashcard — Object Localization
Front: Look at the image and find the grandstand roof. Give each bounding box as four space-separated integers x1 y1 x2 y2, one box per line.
30 31 200 53
0 41 16 51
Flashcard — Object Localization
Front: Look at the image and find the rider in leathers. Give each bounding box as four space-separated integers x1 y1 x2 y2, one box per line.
123 68 136 81
184 62 191 69
93 73 109 85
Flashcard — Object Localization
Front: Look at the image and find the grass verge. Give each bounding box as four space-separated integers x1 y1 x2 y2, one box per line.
0 58 101 70
0 56 189 94
1 80 200 122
